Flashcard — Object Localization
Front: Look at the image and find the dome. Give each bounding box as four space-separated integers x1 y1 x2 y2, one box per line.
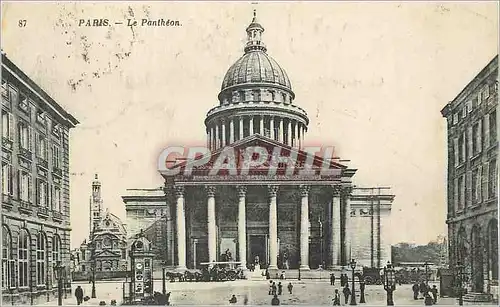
221 51 292 91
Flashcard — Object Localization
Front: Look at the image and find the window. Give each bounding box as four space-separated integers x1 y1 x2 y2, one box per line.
18 121 31 150
81 249 85 261
19 92 28 112
473 122 482 155
489 159 497 198
18 229 29 288
19 170 32 202
472 169 480 202
53 186 61 212
458 176 465 210
1 79 7 99
490 111 497 146
52 145 60 169
8 86 18 104
466 100 473 113
1 111 13 140
36 232 47 286
36 179 48 207
2 226 14 289
1 162 13 196
37 133 48 160
458 133 465 163
453 113 458 124
52 235 61 286
482 84 490 100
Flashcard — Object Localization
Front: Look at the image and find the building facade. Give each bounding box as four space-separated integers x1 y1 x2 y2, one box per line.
441 55 498 297
1 53 79 304
124 12 394 273
71 175 128 276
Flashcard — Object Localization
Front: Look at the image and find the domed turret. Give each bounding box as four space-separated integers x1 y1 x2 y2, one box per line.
205 10 309 150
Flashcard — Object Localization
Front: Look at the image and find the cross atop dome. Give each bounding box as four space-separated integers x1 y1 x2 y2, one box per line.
245 9 267 53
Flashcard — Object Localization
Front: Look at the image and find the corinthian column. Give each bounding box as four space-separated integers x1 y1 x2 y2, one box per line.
249 116 254 136
215 124 220 149
342 186 353 266
279 118 284 143
175 185 187 269
268 185 279 269
260 116 264 135
221 120 226 146
205 186 217 263
239 117 244 140
294 122 299 148
329 185 342 268
229 118 235 144
300 185 310 270
237 185 247 269
270 117 275 141
287 120 292 145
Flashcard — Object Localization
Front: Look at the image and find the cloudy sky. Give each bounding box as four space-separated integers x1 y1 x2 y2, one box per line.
2 2 498 248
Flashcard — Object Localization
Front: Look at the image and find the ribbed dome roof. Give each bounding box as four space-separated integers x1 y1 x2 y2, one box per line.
221 51 292 91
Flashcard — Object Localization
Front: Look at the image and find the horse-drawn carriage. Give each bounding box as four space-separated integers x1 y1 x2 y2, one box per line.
200 261 245 282
163 261 244 282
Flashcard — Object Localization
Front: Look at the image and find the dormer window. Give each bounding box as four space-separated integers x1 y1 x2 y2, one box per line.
36 110 46 125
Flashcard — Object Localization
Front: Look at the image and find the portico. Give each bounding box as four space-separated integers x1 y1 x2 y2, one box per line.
163 168 355 271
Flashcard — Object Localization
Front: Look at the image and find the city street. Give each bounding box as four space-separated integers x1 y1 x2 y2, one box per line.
39 279 493 306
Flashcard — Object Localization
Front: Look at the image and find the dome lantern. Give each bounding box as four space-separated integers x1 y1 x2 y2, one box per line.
244 10 267 53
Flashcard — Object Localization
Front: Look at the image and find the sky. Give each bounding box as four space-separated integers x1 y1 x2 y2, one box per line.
1 2 498 248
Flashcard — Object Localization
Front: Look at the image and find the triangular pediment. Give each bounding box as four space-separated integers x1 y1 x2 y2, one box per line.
161 134 355 181
95 249 120 258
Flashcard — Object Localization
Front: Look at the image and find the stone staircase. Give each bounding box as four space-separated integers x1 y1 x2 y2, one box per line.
463 292 493 303
246 265 267 281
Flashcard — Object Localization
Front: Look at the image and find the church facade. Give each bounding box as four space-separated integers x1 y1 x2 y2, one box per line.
124 12 394 273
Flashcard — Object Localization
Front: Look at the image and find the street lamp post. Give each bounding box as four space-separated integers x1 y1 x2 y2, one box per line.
162 266 167 295
384 262 396 306
54 261 64 306
319 218 323 269
349 259 357 306
423 261 430 286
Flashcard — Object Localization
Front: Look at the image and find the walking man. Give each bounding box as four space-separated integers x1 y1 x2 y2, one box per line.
287 282 293 294
412 283 419 300
330 273 336 286
277 282 283 295
75 285 84 305
342 284 351 305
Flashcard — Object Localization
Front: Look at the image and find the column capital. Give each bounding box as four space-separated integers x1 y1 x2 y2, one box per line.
236 185 247 197
163 185 173 196
342 186 353 196
174 185 185 198
267 185 279 197
205 185 216 197
299 184 310 197
331 185 342 196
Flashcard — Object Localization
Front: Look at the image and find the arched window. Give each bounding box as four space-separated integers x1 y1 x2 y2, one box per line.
18 229 30 288
36 232 47 286
2 226 14 289
52 234 61 284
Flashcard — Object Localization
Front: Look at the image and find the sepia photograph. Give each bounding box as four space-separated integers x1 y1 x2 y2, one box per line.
0 1 498 306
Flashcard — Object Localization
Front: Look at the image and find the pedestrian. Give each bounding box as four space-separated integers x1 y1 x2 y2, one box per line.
412 283 419 300
332 289 341 306
229 294 237 304
431 285 438 304
330 273 336 286
278 282 283 295
269 280 273 295
424 293 433 306
271 294 280 305
166 292 171 306
340 274 344 287
342 284 351 305
75 285 84 305
280 271 285 280
419 281 427 297
272 282 277 296
287 282 293 294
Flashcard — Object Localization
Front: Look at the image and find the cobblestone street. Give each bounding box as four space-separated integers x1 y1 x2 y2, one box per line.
38 280 494 306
